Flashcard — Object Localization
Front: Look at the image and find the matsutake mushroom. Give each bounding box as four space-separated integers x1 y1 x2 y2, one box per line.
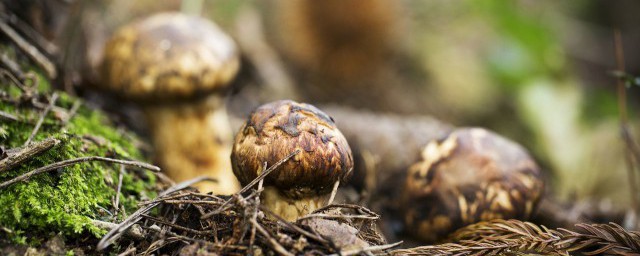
402 127 544 242
231 100 353 221
100 12 240 194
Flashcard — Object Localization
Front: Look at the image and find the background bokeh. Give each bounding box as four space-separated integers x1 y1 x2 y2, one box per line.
33 0 640 210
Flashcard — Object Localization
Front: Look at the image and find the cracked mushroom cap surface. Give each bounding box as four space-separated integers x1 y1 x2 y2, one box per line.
403 127 544 242
101 12 239 102
231 100 354 198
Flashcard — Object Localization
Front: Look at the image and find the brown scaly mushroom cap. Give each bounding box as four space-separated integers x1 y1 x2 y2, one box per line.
402 127 544 242
101 12 239 102
231 100 353 220
99 12 241 194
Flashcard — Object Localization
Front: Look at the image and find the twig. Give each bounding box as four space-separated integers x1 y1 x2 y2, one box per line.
116 247 136 256
235 7 300 101
97 176 213 250
260 205 330 245
24 92 58 146
0 53 25 80
329 241 403 256
90 219 144 240
200 149 301 219
312 203 379 218
113 165 124 219
297 213 378 221
0 69 28 93
159 200 224 205
250 162 267 249
62 100 82 125
240 149 302 195
251 218 294 256
0 137 60 173
1 13 59 56
0 156 160 189
145 224 200 242
0 19 56 78
614 29 640 220
0 110 18 121
327 180 340 206
140 237 182 256
141 214 213 236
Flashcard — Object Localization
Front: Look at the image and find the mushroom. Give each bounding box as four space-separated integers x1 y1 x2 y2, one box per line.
100 12 240 194
402 128 544 242
231 100 353 221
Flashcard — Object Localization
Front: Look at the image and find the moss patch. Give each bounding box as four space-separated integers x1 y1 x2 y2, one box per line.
0 86 157 243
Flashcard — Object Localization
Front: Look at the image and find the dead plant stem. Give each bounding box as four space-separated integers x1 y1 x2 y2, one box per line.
24 92 58 146
0 156 160 189
0 137 59 173
614 29 640 220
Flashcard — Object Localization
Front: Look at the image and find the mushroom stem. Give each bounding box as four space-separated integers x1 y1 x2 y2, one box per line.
144 96 239 194
261 187 328 221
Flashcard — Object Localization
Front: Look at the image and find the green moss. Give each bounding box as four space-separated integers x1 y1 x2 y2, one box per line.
0 86 156 243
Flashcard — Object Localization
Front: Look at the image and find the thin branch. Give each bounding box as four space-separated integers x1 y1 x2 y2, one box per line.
0 137 60 173
249 162 267 249
0 19 56 78
97 176 213 250
113 165 124 219
0 110 18 121
0 13 59 56
116 247 136 256
90 219 144 240
329 241 403 256
24 92 58 146
200 149 301 219
260 205 331 245
251 218 294 256
0 53 25 80
0 156 160 189
614 29 640 219
62 100 82 125
297 213 378 221
0 69 28 93
327 180 340 206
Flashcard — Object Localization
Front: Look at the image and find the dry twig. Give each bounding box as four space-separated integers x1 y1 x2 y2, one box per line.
98 150 387 255
200 149 301 219
0 156 160 189
97 176 213 250
24 92 58 146
0 137 60 173
0 110 18 121
613 30 640 223
0 18 56 78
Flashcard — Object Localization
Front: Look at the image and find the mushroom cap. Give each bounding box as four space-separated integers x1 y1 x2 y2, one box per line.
402 127 544 242
101 12 239 102
231 100 353 199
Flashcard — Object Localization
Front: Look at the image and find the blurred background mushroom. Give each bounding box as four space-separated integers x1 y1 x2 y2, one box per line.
99 12 240 194
401 128 544 242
